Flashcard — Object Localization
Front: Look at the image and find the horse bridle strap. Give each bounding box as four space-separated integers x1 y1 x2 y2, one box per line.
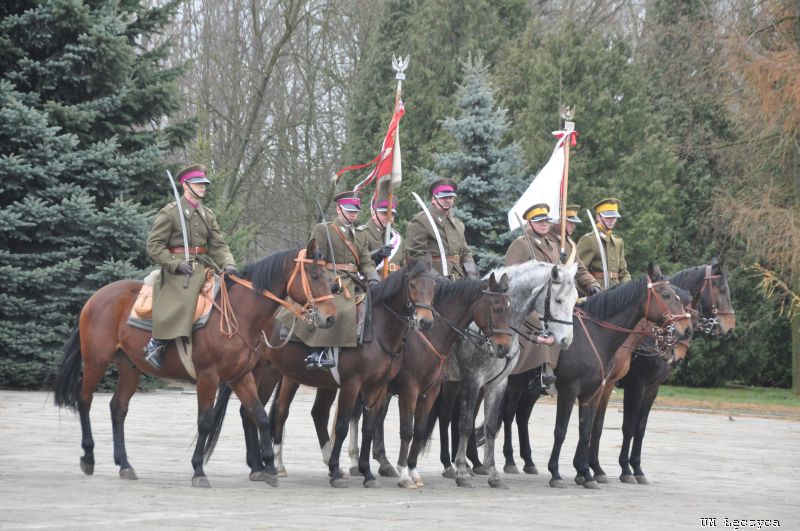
643 277 691 328
702 266 735 316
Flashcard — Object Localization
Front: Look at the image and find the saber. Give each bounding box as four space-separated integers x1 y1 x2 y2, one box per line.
166 170 192 288
513 211 537 262
412 191 448 277
315 199 337 276
586 208 609 289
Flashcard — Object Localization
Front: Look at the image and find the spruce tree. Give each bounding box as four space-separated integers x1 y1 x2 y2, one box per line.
422 54 526 269
0 0 192 387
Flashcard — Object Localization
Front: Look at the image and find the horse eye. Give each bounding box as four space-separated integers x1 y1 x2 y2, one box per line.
555 298 563 304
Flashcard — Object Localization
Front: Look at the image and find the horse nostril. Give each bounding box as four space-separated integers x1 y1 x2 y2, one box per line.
326 315 335 327
420 318 433 331
497 344 506 355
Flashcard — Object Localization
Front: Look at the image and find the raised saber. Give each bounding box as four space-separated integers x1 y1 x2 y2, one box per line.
411 192 448 277
166 170 192 288
513 211 537 262
315 199 337 276
586 208 609 289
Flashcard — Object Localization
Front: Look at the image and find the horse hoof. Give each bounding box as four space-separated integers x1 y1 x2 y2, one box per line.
455 476 474 488
635 475 649 485
80 458 94 476
574 474 585 485
349 466 363 477
620 474 637 484
488 478 508 489
330 477 348 488
397 478 417 489
119 468 138 480
472 465 488 476
442 467 456 479
595 474 609 483
192 476 211 488
276 466 288 478
503 464 520 474
549 478 566 489
413 476 424 487
363 478 380 488
583 479 600 490
249 470 279 487
523 464 539 475
378 463 399 477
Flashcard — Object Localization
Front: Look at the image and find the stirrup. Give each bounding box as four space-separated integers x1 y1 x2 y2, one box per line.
144 339 167 370
304 349 335 371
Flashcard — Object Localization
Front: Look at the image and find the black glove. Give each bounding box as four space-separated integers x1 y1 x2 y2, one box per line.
176 261 193 275
588 286 602 296
222 265 238 276
370 245 393 264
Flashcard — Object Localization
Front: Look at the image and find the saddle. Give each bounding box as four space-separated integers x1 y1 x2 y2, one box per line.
127 269 219 332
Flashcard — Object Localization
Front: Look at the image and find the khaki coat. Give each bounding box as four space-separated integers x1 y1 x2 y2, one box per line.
405 208 472 279
575 227 631 289
359 218 404 270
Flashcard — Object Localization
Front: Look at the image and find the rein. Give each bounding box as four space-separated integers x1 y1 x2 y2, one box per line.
696 265 734 334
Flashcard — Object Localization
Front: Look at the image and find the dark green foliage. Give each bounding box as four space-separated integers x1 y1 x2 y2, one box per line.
0 0 190 387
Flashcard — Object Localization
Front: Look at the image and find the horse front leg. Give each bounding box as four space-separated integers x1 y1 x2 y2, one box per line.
517 391 541 474
406 385 442 488
229 373 278 487
438 381 459 478
619 379 645 483
110 359 141 479
500 384 520 473
373 394 397 477
347 396 363 476
191 376 220 488
548 389 576 488
573 396 600 489
453 380 480 487
630 384 660 484
328 384 358 487
310 387 337 469
588 381 616 483
358 385 389 488
395 385 419 489
240 403 263 477
482 379 509 488
271 378 300 477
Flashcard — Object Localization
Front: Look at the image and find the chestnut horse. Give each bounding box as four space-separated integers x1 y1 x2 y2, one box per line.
53 240 335 487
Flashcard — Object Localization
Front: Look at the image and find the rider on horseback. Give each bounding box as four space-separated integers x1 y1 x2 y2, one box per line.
144 165 237 370
359 196 404 272
576 198 631 289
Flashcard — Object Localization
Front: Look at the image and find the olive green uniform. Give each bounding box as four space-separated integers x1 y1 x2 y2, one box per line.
146 197 235 340
359 218 404 271
281 218 376 347
576 227 631 289
405 209 472 279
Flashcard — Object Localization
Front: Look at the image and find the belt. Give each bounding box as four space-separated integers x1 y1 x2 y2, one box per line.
325 263 358 272
432 255 460 263
385 263 400 272
169 246 207 255
591 271 619 280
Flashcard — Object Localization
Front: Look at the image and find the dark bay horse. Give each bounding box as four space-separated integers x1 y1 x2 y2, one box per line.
53 241 335 487
432 262 579 488
545 263 693 489
313 273 514 489
207 255 437 487
613 259 735 484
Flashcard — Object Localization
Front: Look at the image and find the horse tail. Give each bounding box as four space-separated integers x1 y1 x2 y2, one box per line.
203 382 233 463
419 390 442 455
54 325 82 411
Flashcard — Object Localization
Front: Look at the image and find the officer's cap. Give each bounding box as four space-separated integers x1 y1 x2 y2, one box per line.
523 203 551 222
593 198 621 218
429 178 458 198
334 191 362 212
565 204 582 223
178 164 211 185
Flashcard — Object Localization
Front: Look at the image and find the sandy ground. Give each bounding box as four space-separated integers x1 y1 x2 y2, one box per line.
0 386 797 530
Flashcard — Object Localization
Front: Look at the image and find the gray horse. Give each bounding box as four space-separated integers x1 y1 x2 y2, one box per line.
431 261 578 488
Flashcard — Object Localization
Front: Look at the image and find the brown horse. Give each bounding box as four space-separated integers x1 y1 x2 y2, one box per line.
207 254 438 487
53 240 335 487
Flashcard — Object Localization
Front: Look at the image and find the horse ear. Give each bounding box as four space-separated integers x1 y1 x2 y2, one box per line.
307 238 318 256
711 256 721 273
567 262 578 277
404 252 416 269
422 251 432 269
550 264 559 281
499 273 509 290
487 272 497 289
647 262 663 280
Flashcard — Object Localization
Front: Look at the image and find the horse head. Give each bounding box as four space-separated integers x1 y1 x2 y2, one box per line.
697 257 736 337
473 272 513 357
644 263 693 341
404 253 436 331
286 239 336 329
519 263 578 350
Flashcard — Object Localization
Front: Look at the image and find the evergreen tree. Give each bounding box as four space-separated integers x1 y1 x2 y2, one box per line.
0 0 191 387
421 54 525 268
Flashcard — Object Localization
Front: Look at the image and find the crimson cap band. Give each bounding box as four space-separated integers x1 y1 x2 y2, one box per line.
178 164 211 184
374 197 398 213
334 191 362 212
429 178 458 198
523 203 551 222
593 198 621 218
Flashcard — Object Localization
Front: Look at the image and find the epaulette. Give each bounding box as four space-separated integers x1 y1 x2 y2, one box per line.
355 225 366 232
165 202 177 209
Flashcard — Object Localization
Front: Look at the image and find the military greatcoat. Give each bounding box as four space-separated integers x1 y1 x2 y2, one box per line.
282 218 376 348
405 209 472 279
359 217 404 272
147 197 235 341
576 227 631 289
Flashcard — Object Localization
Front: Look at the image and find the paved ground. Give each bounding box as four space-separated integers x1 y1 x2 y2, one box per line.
1 386 797 530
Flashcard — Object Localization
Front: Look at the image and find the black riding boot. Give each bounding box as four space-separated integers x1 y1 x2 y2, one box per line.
144 338 169 370
304 348 335 370
528 363 557 394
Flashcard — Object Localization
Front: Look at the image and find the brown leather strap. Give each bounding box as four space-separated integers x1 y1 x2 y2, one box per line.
329 224 361 266
591 271 619 280
169 246 207 254
431 255 460 263
325 263 358 272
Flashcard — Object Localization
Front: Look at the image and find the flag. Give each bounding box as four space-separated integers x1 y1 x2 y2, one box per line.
508 130 577 230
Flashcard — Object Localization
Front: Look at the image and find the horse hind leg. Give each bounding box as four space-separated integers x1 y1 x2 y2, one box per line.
110 355 141 479
482 381 509 489
229 373 279 487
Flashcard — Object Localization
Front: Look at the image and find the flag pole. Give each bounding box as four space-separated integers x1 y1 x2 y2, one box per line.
383 55 409 278
558 105 575 264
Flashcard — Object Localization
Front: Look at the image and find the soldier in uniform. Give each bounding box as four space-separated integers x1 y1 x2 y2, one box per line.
359 197 404 273
294 191 380 370
505 203 600 392
405 178 479 279
144 165 237 369
576 198 631 290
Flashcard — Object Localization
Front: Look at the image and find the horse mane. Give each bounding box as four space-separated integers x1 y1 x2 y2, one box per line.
240 247 300 293
669 266 705 293
370 258 430 304
581 276 649 321
489 260 554 282
433 278 484 305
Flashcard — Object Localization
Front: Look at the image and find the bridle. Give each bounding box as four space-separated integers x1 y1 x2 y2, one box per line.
430 286 514 355
377 270 437 357
695 265 735 334
512 272 572 343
